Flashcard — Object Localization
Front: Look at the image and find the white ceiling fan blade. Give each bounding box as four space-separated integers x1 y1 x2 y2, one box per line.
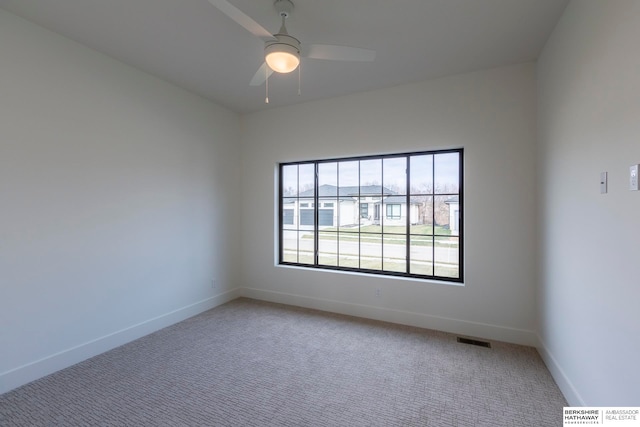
303 44 376 62
249 62 274 86
208 0 275 41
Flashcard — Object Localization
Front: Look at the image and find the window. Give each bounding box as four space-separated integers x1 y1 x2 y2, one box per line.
386 204 401 220
360 203 369 218
279 149 463 282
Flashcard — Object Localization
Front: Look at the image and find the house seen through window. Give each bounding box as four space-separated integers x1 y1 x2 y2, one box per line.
279 149 463 282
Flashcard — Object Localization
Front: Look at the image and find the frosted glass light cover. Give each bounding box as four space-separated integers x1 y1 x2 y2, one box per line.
265 50 299 73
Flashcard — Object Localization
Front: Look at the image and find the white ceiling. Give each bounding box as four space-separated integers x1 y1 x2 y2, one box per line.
0 0 568 114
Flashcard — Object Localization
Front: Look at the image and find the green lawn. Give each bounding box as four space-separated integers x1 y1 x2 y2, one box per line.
301 224 453 246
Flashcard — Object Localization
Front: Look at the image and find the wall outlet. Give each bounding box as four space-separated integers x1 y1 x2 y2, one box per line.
211 279 216 289
630 164 639 191
375 287 381 297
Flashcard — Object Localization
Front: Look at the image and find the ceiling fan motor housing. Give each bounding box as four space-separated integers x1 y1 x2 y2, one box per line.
265 34 300 55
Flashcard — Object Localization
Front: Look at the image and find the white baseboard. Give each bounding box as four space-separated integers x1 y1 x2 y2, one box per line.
535 334 586 406
0 288 241 395
240 287 538 346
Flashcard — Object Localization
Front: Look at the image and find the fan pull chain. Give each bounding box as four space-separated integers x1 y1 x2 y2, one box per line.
265 65 269 104
298 61 301 96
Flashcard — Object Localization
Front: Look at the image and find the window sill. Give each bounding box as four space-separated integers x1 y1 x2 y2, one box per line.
275 263 465 287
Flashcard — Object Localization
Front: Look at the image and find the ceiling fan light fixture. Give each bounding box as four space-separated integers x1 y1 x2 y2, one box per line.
265 48 299 73
265 34 300 73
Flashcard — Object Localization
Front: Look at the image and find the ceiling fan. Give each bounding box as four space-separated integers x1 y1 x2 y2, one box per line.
208 0 376 87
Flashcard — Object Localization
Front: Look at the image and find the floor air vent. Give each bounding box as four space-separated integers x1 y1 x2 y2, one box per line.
457 337 491 348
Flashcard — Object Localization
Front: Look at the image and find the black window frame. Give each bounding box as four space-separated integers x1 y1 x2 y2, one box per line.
278 149 464 283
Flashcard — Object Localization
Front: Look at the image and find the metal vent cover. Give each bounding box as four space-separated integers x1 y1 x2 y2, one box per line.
457 337 491 348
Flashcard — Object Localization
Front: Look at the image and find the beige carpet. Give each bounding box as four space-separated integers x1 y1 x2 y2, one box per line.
0 298 566 426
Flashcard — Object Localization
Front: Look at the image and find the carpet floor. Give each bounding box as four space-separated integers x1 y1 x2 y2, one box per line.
0 298 566 426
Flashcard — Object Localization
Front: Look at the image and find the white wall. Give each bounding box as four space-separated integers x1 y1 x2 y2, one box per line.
240 63 538 345
0 9 241 393
536 0 640 406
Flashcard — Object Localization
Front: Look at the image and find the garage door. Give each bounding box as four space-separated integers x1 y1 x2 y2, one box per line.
318 209 334 226
300 210 314 226
300 209 334 226
283 209 294 225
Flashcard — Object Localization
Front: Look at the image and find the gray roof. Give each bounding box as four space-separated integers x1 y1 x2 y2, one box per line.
445 196 460 204
382 195 410 204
